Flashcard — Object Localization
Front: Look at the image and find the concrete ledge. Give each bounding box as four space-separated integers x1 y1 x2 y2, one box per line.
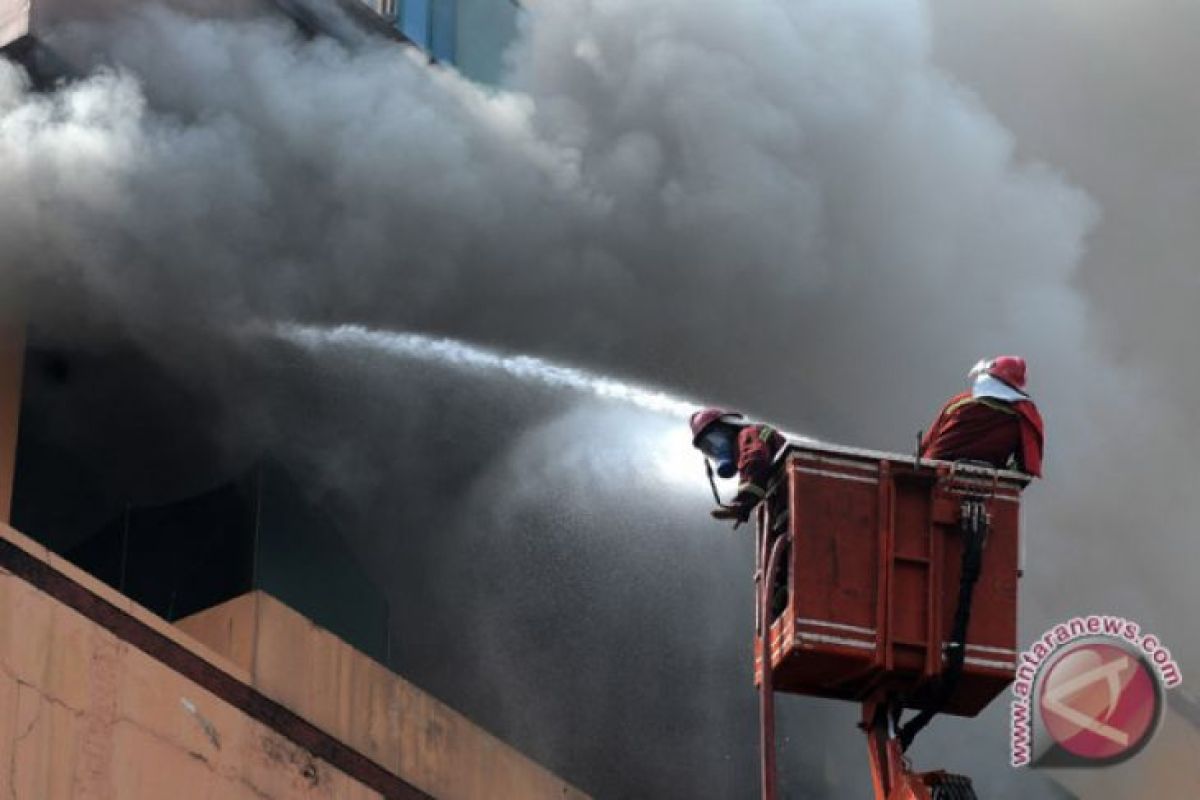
180 592 590 800
0 522 431 799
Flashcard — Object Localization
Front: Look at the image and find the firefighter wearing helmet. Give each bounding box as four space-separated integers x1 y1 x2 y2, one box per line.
921 355 1045 476
690 408 786 524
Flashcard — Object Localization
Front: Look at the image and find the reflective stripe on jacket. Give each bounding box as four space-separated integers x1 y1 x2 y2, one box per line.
921 391 1044 477
735 424 787 506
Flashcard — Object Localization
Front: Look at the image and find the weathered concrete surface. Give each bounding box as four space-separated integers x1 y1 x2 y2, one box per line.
0 564 384 799
179 592 589 800
0 0 29 49
1045 695 1200 800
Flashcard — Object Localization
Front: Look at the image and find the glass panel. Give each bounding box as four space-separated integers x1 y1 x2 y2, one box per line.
430 0 457 63
255 460 391 664
453 0 519 84
11 340 391 663
401 0 431 49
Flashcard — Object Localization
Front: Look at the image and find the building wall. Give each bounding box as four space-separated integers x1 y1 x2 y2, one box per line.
0 0 28 49
1044 696 1200 799
0 540 383 799
178 592 587 800
0 522 588 799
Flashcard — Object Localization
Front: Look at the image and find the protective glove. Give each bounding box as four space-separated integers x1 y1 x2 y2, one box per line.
710 504 752 524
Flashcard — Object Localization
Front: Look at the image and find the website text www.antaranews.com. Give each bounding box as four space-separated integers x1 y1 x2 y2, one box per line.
1010 615 1182 767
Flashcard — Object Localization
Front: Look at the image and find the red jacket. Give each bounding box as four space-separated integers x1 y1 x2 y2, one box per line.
921 392 1044 477
735 424 788 507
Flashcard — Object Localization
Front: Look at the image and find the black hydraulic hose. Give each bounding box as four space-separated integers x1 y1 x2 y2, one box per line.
897 499 988 752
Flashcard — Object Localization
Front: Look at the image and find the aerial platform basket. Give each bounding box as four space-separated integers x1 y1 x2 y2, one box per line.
752 440 1028 717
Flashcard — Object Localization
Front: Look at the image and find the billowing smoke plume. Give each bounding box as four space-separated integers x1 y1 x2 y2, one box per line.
1 0 1193 796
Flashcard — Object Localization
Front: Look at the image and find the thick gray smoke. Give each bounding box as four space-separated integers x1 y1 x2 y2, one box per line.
1 0 1193 796
926 0 1200 621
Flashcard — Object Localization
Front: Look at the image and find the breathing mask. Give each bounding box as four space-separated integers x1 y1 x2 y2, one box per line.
698 428 738 479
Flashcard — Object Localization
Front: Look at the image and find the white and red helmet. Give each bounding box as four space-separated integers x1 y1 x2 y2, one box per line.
969 355 1028 392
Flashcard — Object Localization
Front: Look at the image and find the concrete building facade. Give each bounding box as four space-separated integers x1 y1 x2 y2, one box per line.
0 327 587 798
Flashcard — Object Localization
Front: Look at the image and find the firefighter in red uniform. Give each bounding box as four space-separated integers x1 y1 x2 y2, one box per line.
921 355 1044 477
690 408 787 523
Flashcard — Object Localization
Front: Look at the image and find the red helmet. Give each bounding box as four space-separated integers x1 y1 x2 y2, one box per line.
971 355 1027 391
689 407 743 445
